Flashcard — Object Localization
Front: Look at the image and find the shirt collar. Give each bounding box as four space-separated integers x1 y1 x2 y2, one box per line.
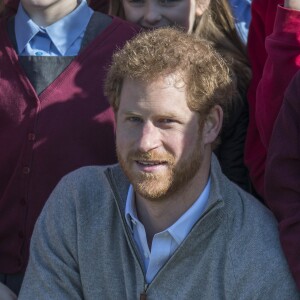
125 177 211 245
167 177 211 244
125 185 139 229
15 0 93 55
15 3 39 54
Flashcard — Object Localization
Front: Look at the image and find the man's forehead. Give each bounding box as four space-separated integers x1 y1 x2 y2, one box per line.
121 73 186 93
117 75 198 120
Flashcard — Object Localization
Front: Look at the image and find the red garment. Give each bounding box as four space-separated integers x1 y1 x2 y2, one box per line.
265 70 300 290
0 16 138 274
245 1 300 197
245 0 283 197
256 6 300 148
248 3 300 289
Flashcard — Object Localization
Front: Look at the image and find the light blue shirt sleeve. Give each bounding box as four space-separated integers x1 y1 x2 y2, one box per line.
15 0 93 56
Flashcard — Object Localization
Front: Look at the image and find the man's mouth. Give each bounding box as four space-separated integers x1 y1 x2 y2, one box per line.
136 160 167 166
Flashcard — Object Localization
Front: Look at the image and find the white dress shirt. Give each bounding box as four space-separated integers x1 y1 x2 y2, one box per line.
125 178 211 283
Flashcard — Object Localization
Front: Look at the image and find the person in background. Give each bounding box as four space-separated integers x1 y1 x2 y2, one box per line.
255 0 300 150
246 0 300 198
0 0 138 295
260 0 300 290
265 70 300 291
244 0 284 197
246 0 300 289
109 0 252 193
19 28 299 299
228 0 251 43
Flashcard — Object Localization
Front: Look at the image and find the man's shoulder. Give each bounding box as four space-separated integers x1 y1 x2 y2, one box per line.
210 155 277 231
209 157 299 297
44 163 126 208
39 163 128 226
61 163 125 189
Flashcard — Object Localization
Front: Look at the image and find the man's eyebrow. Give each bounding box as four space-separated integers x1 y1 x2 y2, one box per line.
156 113 180 119
120 110 141 115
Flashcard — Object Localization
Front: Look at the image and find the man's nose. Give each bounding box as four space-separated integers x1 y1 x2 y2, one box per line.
137 121 161 152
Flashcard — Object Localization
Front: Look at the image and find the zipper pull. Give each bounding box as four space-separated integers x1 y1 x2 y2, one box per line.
140 283 148 300
140 292 147 300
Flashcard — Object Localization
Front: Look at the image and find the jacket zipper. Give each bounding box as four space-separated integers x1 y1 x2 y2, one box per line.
106 168 223 299
140 284 148 299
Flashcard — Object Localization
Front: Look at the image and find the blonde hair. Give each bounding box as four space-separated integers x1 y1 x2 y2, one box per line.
194 0 251 98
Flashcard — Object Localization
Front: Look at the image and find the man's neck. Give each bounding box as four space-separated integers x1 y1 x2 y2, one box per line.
21 0 78 27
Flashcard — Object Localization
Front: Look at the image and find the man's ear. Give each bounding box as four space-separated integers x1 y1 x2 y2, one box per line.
202 105 223 145
195 0 210 17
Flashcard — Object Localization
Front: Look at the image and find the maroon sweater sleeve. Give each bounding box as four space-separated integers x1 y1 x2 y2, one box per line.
245 0 283 197
265 70 300 290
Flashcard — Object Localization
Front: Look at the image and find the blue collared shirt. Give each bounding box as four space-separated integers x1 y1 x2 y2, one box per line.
15 0 93 56
229 0 251 44
125 178 211 283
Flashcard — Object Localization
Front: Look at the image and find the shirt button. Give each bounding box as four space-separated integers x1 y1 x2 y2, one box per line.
23 167 30 174
28 133 36 141
144 252 149 258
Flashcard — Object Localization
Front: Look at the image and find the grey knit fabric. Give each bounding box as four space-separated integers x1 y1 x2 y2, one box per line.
19 155 299 299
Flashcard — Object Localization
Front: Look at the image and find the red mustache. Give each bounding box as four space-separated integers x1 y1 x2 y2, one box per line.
128 150 174 163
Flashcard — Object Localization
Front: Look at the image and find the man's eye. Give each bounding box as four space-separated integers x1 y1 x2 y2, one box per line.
159 118 175 124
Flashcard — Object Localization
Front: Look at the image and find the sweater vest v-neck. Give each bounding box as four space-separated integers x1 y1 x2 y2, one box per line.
7 12 112 94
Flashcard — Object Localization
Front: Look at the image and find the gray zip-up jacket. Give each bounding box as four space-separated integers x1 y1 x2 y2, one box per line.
19 156 299 299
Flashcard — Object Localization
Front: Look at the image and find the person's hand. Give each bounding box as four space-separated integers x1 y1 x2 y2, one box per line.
285 0 300 10
0 282 17 300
